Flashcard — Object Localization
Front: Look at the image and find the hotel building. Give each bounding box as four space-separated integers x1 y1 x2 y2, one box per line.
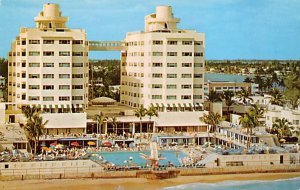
7 3 89 115
120 6 205 111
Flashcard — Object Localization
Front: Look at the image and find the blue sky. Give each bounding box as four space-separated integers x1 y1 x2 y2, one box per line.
0 0 299 60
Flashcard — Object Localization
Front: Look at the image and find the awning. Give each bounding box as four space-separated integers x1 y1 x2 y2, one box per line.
37 104 41 109
167 103 171 108
49 105 52 109
61 105 64 109
66 104 70 109
173 103 177 108
178 103 182 108
189 103 193 108
43 105 47 109
156 103 160 108
55 105 58 109
161 103 165 108
183 103 187 107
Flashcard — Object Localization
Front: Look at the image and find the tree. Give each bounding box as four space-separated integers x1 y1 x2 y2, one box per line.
283 71 300 109
110 116 117 133
248 104 265 128
134 105 147 133
94 112 108 134
265 77 273 93
236 88 253 104
208 90 222 102
222 90 235 121
239 113 253 149
272 118 293 139
200 112 223 144
22 106 48 155
244 77 253 83
269 88 285 106
146 105 158 133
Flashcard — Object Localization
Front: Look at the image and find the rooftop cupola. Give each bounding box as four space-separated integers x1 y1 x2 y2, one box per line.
34 3 68 29
145 6 180 32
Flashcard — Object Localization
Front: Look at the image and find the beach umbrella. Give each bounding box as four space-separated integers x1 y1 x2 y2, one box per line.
71 142 80 147
50 143 57 147
102 141 112 147
88 141 96 146
279 139 286 143
55 144 65 149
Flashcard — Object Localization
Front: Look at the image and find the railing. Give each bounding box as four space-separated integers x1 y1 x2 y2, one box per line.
88 41 126 51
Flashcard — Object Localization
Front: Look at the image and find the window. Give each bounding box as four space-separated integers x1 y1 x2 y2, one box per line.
167 63 177 67
29 63 40 67
73 40 83 44
43 96 54 101
152 52 163 56
72 52 83 56
182 52 192 56
59 74 70 78
182 41 193 45
59 96 70 101
29 40 40 44
22 62 26 67
152 84 162 88
194 63 203 67
167 41 177 45
43 74 54 79
194 52 204 56
29 74 40 78
194 74 203 78
29 51 40 56
59 40 70 44
72 96 83 100
59 51 70 56
152 63 163 67
153 40 163 45
59 63 70 67
167 84 177 89
152 73 163 78
167 74 177 78
43 85 54 90
167 52 177 56
193 95 202 99
43 63 54 67
182 63 192 67
29 85 40 89
182 74 192 78
72 85 83 89
21 84 26 89
293 120 300 125
195 41 203 45
59 85 70 90
194 84 203 88
181 84 192 89
72 63 83 67
72 74 83 78
28 96 40 101
43 40 54 44
167 95 176 100
181 95 191 100
152 95 162 99
43 51 54 56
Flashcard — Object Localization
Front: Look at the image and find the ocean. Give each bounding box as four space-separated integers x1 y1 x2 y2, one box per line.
205 73 247 83
162 177 300 190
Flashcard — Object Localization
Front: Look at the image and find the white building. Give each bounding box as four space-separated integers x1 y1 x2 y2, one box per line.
7 3 89 114
120 6 205 111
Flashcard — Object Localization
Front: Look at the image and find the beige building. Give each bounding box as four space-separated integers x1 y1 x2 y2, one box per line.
7 3 89 117
120 6 205 111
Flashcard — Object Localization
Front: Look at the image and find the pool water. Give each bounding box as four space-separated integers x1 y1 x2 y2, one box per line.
90 150 186 166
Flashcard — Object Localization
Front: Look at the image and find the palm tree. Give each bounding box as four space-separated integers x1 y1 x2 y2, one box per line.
222 90 235 121
94 112 108 134
134 105 147 133
236 88 253 104
22 105 41 120
248 103 265 128
110 116 117 133
269 88 285 106
146 105 158 133
23 113 48 155
272 118 293 139
265 77 273 93
239 113 253 149
208 90 222 102
200 112 223 144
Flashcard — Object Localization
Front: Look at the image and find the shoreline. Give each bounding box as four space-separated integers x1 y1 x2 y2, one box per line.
0 172 299 190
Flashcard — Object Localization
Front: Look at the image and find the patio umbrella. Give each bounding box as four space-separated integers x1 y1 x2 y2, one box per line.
102 141 112 147
50 143 57 147
71 142 80 147
55 144 65 149
88 141 96 146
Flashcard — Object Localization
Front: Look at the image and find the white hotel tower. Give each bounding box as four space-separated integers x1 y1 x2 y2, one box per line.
7 3 89 112
120 6 205 111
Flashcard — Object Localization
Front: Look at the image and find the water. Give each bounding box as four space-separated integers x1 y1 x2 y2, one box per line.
205 73 246 83
162 177 300 190
90 150 186 166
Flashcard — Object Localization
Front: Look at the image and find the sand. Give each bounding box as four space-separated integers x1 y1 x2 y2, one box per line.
0 172 299 190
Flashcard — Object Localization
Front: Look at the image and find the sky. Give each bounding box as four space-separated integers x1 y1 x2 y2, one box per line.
0 0 299 60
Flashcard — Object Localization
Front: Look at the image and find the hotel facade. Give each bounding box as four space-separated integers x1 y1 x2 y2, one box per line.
7 3 89 115
120 6 205 111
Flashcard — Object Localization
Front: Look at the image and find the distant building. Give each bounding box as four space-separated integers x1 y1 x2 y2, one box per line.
120 6 205 111
204 81 259 96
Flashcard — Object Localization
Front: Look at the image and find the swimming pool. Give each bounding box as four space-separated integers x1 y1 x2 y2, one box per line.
90 150 186 166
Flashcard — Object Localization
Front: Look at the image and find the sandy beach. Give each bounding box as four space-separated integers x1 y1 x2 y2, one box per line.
0 172 299 190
